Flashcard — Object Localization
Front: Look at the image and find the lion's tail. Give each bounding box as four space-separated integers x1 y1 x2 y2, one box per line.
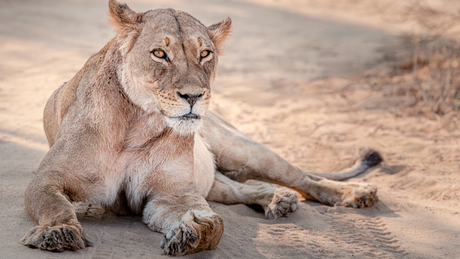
305 149 383 181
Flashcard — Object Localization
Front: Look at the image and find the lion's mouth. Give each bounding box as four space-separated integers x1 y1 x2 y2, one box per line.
178 113 201 120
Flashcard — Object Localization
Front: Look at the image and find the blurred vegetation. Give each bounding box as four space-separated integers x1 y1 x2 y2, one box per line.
365 0 460 119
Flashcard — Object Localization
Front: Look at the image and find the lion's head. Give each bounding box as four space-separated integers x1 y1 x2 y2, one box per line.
108 0 231 134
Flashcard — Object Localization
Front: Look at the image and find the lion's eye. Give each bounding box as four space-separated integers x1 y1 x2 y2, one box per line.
151 49 170 62
200 50 212 60
152 49 166 59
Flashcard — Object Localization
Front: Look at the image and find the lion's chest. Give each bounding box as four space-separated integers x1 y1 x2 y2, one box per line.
193 134 215 197
109 131 215 211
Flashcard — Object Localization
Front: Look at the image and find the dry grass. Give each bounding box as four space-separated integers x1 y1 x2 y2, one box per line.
359 41 460 122
357 0 460 121
394 42 460 116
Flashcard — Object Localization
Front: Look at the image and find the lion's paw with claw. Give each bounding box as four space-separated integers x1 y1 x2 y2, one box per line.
161 210 224 256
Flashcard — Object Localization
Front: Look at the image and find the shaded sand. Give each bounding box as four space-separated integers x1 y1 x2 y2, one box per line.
0 0 459 258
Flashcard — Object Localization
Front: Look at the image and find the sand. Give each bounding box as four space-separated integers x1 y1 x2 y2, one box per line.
0 0 459 258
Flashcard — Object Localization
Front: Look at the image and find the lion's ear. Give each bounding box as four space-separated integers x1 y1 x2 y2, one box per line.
207 17 232 55
108 0 142 54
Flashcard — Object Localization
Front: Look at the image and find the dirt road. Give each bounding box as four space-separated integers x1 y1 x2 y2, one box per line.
1 0 459 258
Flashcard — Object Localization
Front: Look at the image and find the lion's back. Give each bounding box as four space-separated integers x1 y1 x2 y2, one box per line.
43 40 115 147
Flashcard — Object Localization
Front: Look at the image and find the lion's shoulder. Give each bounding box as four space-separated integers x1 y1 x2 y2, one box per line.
43 39 116 146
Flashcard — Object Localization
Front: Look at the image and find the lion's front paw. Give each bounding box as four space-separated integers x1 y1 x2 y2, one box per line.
20 224 91 251
160 211 223 256
265 188 299 220
160 223 198 256
338 182 378 208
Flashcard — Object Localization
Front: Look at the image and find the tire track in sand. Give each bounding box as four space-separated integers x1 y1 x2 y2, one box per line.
253 210 406 258
327 213 407 257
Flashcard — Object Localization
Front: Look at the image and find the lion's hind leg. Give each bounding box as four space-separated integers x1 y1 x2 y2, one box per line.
206 172 298 220
202 112 380 209
300 176 378 208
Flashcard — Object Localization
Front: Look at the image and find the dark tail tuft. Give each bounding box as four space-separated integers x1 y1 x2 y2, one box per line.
360 149 383 167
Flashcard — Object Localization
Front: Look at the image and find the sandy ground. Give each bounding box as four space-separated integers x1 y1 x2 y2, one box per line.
1 0 459 258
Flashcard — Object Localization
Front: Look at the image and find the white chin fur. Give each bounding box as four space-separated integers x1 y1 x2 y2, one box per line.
165 117 203 136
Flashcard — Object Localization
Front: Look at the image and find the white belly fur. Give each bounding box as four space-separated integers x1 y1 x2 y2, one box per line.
194 133 215 198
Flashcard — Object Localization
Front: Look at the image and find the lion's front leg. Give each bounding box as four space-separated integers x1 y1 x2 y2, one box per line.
143 192 223 256
21 174 91 251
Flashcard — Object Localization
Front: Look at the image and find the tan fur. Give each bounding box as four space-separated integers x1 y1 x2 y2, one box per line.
22 0 380 256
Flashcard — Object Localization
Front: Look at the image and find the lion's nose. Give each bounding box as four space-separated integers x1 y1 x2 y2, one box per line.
177 91 203 107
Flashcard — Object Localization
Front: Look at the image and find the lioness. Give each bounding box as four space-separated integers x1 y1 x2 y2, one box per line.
21 0 382 256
